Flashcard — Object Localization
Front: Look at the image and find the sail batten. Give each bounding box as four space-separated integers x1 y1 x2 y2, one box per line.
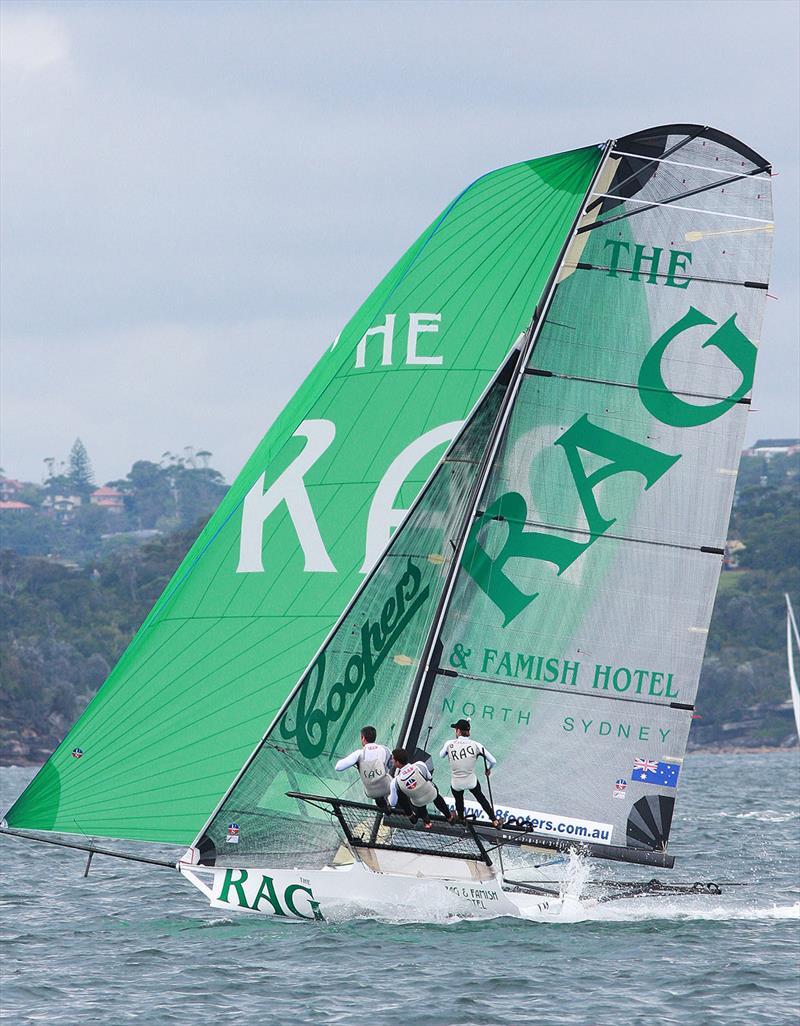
526 368 755 407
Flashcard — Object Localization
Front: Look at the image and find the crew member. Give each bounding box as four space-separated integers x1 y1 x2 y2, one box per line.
335 726 394 810
389 748 450 829
440 719 501 827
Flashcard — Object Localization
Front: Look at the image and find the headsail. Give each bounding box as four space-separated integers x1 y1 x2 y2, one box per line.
5 146 601 843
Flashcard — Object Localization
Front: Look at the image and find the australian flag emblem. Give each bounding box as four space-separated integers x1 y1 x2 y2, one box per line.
631 758 680 788
226 823 240 844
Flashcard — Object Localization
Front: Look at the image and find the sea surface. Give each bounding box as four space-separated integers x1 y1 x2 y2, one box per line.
1 752 798 1026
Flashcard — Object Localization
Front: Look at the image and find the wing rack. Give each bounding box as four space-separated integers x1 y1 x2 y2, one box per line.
288 792 493 865
287 792 675 868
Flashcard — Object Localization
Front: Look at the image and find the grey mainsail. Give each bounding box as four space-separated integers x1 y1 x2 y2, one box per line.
404 125 774 858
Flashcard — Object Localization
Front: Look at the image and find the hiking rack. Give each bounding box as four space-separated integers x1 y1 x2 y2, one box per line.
287 792 493 866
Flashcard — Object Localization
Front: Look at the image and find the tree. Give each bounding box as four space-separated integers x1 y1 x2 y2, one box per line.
68 439 95 497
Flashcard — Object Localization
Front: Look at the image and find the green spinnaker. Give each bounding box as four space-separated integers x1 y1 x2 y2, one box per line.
6 145 600 843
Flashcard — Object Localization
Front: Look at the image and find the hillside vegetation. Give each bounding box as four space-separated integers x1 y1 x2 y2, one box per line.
0 451 798 763
694 452 799 748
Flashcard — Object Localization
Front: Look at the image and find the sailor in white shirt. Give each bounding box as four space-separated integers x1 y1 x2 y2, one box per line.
389 747 451 828
440 718 501 827
334 726 394 810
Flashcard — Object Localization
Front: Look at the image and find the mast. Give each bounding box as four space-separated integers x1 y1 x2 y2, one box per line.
400 139 616 752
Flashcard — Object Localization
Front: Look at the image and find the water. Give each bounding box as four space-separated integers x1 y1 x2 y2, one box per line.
2 752 798 1025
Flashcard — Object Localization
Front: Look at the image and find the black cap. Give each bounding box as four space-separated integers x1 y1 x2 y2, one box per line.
450 719 471 732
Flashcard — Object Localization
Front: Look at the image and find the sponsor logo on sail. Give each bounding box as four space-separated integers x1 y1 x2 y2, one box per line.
280 558 430 758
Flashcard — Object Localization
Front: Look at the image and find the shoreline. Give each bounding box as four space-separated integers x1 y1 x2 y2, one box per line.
686 743 799 755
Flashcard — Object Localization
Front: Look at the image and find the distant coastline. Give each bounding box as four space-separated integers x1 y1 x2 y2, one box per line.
1 445 798 760
687 743 798 755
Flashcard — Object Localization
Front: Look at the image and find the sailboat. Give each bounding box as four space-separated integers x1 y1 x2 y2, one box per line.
786 595 800 740
2 124 775 921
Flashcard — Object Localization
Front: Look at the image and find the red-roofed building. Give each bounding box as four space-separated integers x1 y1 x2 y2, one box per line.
90 486 125 512
0 500 32 511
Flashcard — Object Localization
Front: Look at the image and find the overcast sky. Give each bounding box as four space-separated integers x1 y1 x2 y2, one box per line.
2 0 798 486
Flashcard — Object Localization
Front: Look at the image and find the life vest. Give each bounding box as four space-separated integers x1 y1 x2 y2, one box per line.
444 737 484 790
358 743 391 797
395 762 436 807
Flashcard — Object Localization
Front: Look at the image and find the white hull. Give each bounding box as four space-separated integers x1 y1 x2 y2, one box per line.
179 856 587 924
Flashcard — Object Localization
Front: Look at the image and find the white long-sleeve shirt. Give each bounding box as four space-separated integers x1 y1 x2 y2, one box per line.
389 761 436 808
439 736 496 790
335 743 393 798
334 744 392 773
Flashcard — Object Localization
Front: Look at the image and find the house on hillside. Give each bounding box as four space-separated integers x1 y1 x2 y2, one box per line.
41 494 82 523
90 485 125 513
0 500 32 513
